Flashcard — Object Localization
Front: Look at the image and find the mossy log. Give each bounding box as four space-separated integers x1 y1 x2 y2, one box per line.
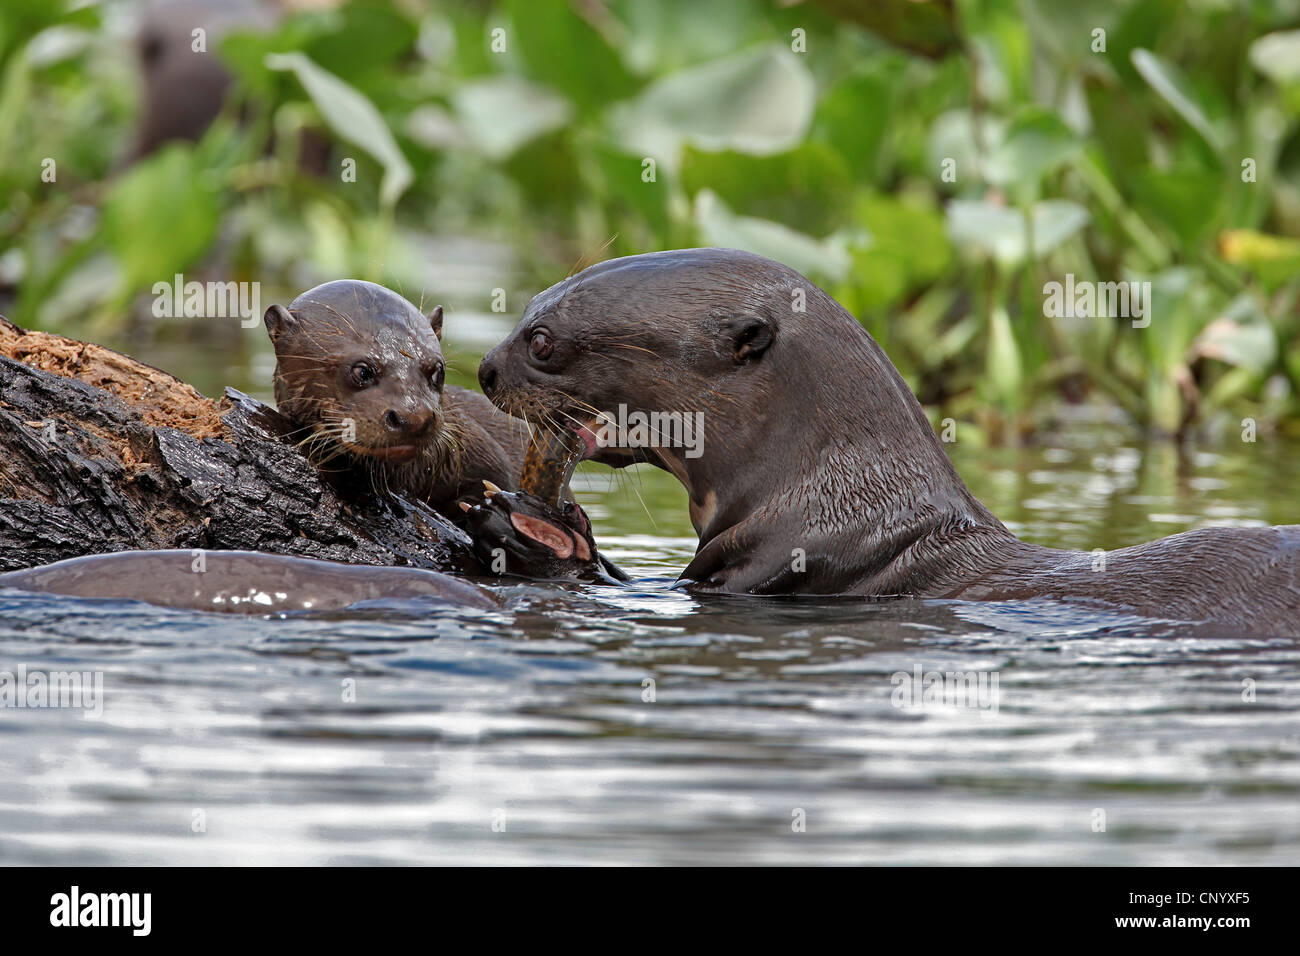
0 316 477 574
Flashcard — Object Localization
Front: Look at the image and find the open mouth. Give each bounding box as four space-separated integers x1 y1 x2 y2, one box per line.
569 417 601 459
349 443 419 462
491 387 604 461
563 412 654 467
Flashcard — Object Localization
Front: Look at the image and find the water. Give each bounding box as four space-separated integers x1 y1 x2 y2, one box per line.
4 314 1300 865
2 417 1298 865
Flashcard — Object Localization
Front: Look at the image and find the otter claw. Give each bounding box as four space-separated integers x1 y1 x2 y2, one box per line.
482 479 502 497
458 500 473 512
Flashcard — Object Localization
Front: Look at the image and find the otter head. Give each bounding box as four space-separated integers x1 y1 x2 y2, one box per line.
264 280 449 475
477 248 847 529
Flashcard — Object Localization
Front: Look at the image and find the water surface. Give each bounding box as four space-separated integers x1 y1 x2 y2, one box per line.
2 420 1297 865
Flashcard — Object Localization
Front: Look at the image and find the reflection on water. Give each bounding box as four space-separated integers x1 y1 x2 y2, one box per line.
2 418 1298 864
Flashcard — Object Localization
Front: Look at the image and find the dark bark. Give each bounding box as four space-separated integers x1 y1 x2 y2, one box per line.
0 318 477 574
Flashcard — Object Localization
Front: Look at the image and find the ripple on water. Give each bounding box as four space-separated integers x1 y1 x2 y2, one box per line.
3 435 1300 864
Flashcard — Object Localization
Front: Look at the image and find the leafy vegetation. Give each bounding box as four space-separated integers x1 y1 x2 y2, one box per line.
2 0 1299 439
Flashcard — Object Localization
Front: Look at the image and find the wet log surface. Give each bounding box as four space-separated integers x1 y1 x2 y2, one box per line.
0 316 478 574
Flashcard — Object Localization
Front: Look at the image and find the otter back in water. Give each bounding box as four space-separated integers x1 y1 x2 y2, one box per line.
0 550 496 613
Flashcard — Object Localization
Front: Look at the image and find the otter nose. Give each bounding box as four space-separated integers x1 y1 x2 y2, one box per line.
477 355 499 397
383 409 433 436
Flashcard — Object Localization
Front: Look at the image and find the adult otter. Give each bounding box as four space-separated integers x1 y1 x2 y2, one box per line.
265 279 529 518
131 0 272 160
474 248 1300 635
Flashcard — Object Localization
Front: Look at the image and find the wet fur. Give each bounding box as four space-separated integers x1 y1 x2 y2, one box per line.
267 280 528 519
479 248 1300 636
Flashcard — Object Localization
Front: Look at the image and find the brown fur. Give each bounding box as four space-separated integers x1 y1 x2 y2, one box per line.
265 280 527 519
478 248 1300 636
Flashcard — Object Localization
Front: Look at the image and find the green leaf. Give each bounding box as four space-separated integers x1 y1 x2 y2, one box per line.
450 76 572 161
614 0 767 75
851 193 951 308
265 51 412 207
927 109 1006 187
101 145 220 295
947 201 1025 265
608 43 815 172
1219 229 1300 291
1030 200 1092 256
946 199 1089 267
0 44 32 180
303 0 417 80
219 15 338 98
693 190 850 283
985 304 1024 412
681 142 854 235
587 138 671 234
1130 48 1225 153
819 0 959 59
1130 165 1221 245
985 109 1082 194
1020 0 1121 62
965 9 1032 106
1250 29 1300 86
0 0 85 62
506 0 635 114
1192 295 1277 373
811 64 897 181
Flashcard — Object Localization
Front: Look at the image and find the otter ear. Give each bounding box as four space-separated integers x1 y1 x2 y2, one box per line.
723 315 773 364
429 305 444 341
264 304 296 341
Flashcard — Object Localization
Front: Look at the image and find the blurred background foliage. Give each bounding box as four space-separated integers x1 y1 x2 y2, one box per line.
2 0 1300 442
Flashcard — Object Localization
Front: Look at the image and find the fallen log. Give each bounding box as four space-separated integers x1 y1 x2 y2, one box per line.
0 316 478 574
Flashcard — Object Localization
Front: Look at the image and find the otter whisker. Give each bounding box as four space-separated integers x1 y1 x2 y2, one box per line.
568 233 618 278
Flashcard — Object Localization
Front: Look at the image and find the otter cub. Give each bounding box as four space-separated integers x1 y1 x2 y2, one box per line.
264 280 527 519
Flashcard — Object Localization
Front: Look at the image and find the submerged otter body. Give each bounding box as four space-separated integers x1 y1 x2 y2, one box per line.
266 280 530 517
0 550 496 613
477 248 1300 635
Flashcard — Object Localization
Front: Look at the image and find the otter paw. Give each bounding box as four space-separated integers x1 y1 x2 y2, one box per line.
460 485 604 581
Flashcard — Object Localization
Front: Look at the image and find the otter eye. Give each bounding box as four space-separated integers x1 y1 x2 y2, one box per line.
529 330 553 361
429 363 445 390
348 362 377 388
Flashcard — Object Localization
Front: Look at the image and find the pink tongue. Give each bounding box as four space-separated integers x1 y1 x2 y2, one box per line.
573 424 599 458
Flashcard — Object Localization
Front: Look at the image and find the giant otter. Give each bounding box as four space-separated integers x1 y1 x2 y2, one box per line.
265 279 531 517
131 0 271 160
474 248 1300 635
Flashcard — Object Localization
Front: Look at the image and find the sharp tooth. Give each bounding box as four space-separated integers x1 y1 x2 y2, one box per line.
482 479 502 497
